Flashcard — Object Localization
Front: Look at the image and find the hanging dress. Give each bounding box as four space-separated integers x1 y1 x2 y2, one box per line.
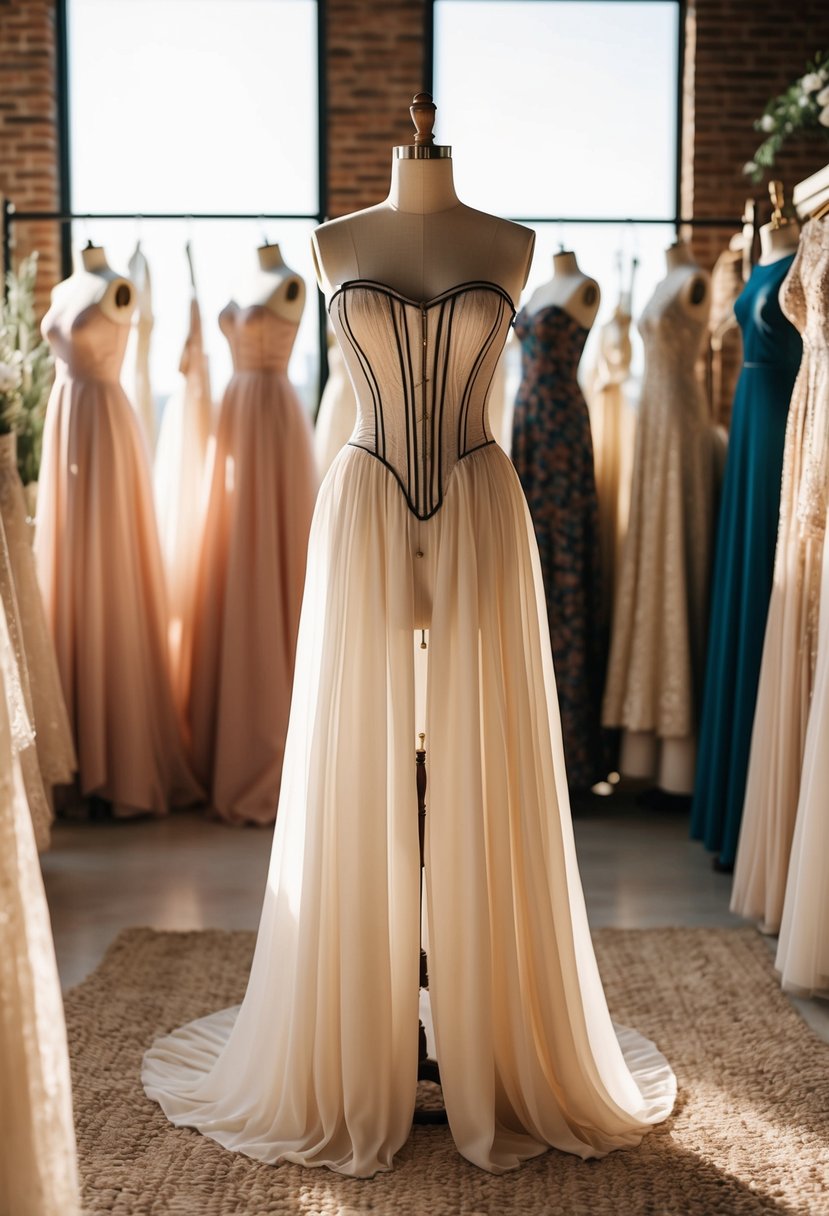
153 289 213 715
35 294 201 815
602 267 717 793
187 301 317 824
0 591 80 1216
690 255 801 867
144 278 675 1178
732 218 829 933
511 305 605 790
0 432 76 844
585 305 636 627
124 244 156 451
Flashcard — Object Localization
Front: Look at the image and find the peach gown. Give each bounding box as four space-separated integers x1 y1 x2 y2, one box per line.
144 280 675 1177
187 301 316 824
35 295 201 815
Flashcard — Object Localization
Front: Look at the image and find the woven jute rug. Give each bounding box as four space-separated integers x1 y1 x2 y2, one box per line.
65 927 829 1215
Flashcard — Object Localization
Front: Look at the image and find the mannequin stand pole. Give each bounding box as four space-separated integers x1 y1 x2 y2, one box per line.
413 735 446 1125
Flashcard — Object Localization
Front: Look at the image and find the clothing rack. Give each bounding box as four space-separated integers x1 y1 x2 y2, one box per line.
0 199 753 402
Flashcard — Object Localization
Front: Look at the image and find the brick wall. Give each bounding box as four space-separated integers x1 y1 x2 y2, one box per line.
326 0 428 217
0 0 61 315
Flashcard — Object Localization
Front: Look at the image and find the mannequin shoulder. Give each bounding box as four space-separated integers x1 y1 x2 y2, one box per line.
312 208 387 293
264 268 306 322
98 275 135 324
679 267 711 312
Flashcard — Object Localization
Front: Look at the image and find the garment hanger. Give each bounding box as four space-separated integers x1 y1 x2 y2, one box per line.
810 196 829 221
185 240 197 291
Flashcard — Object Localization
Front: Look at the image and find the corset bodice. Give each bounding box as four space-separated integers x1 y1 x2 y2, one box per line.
41 301 129 382
328 280 514 520
219 301 298 373
734 255 802 370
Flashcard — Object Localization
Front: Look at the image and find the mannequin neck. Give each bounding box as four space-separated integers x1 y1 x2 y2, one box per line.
258 243 287 272
386 156 460 214
80 244 110 273
553 250 580 277
665 241 694 272
759 221 799 263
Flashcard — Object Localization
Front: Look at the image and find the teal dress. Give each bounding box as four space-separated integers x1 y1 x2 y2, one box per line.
691 255 801 866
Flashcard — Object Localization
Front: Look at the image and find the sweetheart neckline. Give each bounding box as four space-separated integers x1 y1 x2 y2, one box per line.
328 278 517 318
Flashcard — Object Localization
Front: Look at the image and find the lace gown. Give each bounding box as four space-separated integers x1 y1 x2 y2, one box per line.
512 305 605 791
0 433 76 848
187 301 317 824
732 218 829 932
35 296 201 815
0 594 79 1216
691 256 800 868
602 267 717 792
143 279 675 1178
153 290 213 715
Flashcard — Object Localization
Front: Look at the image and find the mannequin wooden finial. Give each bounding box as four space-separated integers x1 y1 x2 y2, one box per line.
410 92 436 146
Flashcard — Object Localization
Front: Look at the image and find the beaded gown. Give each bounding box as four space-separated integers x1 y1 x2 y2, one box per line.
0 588 79 1216
732 219 829 933
187 301 317 825
602 266 717 791
691 255 800 867
0 432 76 847
35 293 201 815
143 278 675 1178
512 305 605 790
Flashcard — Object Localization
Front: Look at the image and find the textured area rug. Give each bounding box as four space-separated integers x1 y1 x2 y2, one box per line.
65 927 829 1215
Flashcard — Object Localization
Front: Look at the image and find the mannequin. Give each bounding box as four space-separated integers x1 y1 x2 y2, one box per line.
524 249 601 331
234 241 306 323
759 180 800 265
312 97 534 306
51 243 134 325
664 240 709 307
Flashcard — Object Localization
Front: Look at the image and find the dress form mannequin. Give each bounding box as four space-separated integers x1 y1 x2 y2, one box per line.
52 244 134 325
524 250 601 332
234 242 306 323
312 96 534 306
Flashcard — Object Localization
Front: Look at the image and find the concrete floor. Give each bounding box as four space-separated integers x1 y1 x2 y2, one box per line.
41 792 829 1041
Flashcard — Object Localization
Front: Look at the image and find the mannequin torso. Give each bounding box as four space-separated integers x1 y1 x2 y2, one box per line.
233 244 305 323
663 241 710 314
52 245 134 325
312 157 534 307
524 251 600 331
758 221 800 265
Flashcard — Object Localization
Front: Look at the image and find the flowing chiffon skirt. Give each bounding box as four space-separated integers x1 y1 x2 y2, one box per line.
144 442 675 1177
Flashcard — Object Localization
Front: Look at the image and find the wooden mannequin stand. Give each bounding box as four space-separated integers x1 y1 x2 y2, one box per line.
414 731 447 1124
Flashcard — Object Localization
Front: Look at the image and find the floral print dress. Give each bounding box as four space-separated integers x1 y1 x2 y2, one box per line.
512 304 605 791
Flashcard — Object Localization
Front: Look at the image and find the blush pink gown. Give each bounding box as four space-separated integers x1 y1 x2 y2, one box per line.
35 294 201 816
187 301 316 825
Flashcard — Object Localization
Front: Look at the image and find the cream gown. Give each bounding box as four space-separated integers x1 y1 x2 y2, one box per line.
602 267 717 791
153 289 213 714
143 279 675 1177
732 219 829 932
35 295 201 815
0 594 80 1216
187 301 317 824
313 338 356 479
0 432 76 836
776 505 829 997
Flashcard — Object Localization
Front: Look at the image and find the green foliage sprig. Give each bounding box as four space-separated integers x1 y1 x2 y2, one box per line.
0 253 54 485
743 50 829 183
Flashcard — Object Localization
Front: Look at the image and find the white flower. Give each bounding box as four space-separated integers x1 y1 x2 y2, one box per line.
0 361 21 394
801 72 823 93
817 85 829 106
743 161 759 176
760 113 776 131
819 105 829 128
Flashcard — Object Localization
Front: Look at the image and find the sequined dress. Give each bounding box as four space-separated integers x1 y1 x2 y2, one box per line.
143 279 675 1178
512 305 604 791
602 266 717 791
732 218 829 933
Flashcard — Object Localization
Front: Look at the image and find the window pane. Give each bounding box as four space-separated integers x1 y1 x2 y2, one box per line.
69 0 318 214
434 1 678 220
